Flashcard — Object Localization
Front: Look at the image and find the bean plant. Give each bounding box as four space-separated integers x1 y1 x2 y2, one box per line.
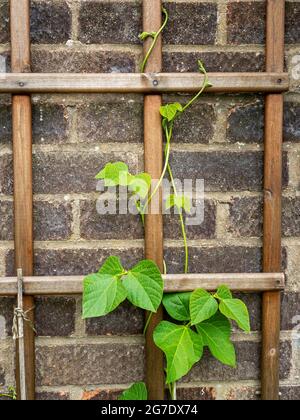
82 7 250 401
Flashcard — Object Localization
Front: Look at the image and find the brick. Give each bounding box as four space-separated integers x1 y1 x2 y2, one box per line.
0 200 73 241
86 302 143 336
163 52 265 73
0 154 13 195
165 246 287 275
164 200 217 240
0 200 13 241
0 104 69 144
78 2 141 44
169 151 288 192
0 298 15 338
81 388 122 401
229 197 262 238
6 248 144 277
182 340 291 382
286 3 300 44
35 297 76 337
80 199 143 241
224 386 259 401
30 0 71 44
0 105 11 143
227 2 265 44
32 104 69 144
36 391 70 401
165 246 263 274
162 98 216 144
0 1 9 44
36 343 145 386
31 50 136 73
284 102 300 142
283 197 300 237
32 151 139 194
227 101 264 143
177 387 216 401
281 293 300 331
163 3 217 45
280 386 300 400
77 102 143 143
34 200 73 241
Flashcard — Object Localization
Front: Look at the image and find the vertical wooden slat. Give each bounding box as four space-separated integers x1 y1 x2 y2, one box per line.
262 0 285 401
143 0 165 400
10 0 35 400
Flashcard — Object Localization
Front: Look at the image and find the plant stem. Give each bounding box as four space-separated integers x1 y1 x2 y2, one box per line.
142 124 173 216
169 382 177 400
143 312 153 336
166 161 189 274
140 8 169 73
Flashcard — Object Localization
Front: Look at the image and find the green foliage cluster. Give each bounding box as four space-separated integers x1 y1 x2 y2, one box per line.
82 7 250 401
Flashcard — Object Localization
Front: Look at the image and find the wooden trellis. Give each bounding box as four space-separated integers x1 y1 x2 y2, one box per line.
0 0 287 400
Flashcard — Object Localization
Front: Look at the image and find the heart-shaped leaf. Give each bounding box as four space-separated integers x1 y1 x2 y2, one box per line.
160 103 183 122
216 285 232 300
122 260 163 312
196 312 236 367
165 194 191 213
219 299 250 333
118 382 148 401
163 293 191 321
154 321 203 384
83 273 127 319
98 256 125 276
95 162 130 187
129 173 151 199
190 289 218 325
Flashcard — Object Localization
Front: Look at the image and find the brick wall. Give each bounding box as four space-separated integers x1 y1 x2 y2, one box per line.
0 0 299 400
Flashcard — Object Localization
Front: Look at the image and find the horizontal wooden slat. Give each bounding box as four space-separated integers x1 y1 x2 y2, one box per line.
0 73 289 93
0 273 285 296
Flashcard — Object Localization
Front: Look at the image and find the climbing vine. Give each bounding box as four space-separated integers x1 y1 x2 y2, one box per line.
82 7 250 401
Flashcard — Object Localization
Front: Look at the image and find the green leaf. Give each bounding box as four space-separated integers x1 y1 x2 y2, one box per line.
198 60 206 74
98 256 125 276
216 285 233 300
82 273 127 319
95 162 130 187
128 173 151 199
118 382 148 401
219 299 250 333
122 260 163 312
163 293 191 321
165 194 191 213
153 321 203 384
160 103 183 122
196 313 236 367
190 289 218 326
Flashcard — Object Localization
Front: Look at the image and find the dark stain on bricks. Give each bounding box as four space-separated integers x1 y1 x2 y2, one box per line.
284 102 300 142
227 101 264 143
286 2 300 44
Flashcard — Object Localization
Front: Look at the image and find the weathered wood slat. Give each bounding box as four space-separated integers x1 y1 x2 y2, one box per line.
262 0 285 401
10 0 35 401
0 72 289 93
143 0 165 401
0 273 285 296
